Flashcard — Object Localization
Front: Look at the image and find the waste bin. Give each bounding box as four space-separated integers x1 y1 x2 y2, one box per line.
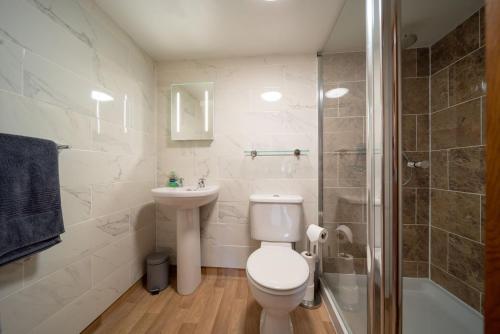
146 252 169 294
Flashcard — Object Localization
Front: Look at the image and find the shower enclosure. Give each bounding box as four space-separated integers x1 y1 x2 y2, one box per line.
319 0 486 333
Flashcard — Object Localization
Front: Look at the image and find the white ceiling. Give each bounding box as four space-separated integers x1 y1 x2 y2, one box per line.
95 0 346 61
322 0 484 53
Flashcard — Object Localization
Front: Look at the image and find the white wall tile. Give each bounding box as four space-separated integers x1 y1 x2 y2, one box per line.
0 91 92 150
129 258 146 284
92 118 155 156
218 202 249 224
201 243 257 269
91 181 153 217
218 179 252 202
32 263 130 334
0 31 23 94
23 210 129 286
201 223 256 247
61 186 92 226
59 150 155 188
0 0 100 83
156 55 318 268
0 257 91 334
0 261 23 301
0 1 156 332
23 51 121 123
91 236 130 286
131 202 156 231
92 210 131 242
23 221 93 286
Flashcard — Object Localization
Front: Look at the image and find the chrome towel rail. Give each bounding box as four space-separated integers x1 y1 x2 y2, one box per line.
57 144 70 151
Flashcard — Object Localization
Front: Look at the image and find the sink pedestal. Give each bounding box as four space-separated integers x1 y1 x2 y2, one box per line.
176 208 201 295
151 185 219 296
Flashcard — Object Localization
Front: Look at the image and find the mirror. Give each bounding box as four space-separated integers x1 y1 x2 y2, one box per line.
170 82 214 141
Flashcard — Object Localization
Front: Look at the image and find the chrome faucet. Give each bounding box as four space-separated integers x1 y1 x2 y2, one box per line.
197 177 206 188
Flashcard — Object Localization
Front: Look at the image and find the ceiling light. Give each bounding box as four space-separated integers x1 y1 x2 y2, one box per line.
261 91 282 102
91 90 114 102
325 87 349 99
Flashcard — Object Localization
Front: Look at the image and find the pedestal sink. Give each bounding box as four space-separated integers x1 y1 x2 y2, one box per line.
151 185 219 295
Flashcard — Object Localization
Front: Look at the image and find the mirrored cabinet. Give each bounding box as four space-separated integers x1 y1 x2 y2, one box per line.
171 82 214 141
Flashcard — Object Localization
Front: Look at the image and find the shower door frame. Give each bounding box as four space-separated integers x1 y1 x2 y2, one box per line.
319 0 403 333
365 0 402 333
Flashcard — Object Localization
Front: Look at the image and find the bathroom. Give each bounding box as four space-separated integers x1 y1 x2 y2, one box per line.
0 0 497 333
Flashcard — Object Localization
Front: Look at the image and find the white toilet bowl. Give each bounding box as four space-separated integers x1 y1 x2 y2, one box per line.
246 243 309 334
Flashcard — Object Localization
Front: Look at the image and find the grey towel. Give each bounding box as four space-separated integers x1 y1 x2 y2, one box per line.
0 133 65 266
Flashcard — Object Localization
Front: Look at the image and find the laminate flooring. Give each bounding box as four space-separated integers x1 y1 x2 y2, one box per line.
82 267 336 334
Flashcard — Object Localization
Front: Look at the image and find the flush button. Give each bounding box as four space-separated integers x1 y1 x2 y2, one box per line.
273 194 280 197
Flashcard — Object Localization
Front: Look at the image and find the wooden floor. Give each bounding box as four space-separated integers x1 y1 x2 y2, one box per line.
82 267 336 334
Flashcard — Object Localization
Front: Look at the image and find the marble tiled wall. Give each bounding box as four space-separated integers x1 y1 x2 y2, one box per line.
156 55 318 268
320 52 368 275
0 1 156 333
429 8 486 312
401 48 430 278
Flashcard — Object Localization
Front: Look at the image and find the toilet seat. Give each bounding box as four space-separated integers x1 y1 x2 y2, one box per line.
247 246 309 294
247 272 308 296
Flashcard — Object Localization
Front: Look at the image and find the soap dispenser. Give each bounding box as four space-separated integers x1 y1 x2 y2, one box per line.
167 171 178 188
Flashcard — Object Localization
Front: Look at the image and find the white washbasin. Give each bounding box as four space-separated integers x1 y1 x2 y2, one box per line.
151 184 219 295
151 185 219 209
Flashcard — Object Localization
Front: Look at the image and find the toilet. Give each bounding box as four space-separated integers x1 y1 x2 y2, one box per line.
246 194 309 334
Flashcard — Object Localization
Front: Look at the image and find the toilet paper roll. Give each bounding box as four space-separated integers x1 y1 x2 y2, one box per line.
301 251 316 302
306 224 328 243
336 224 353 243
301 251 315 280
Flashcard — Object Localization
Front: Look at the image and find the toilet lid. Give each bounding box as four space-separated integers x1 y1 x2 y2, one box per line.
247 247 309 291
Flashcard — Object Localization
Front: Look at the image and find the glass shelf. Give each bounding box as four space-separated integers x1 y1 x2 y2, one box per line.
243 149 309 158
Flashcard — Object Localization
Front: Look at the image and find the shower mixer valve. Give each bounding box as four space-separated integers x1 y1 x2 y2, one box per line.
406 160 429 169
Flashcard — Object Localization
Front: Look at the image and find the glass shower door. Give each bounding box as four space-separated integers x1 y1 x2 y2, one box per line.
319 0 401 333
319 0 369 333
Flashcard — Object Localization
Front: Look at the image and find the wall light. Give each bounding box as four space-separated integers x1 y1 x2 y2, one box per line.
325 87 349 99
123 94 128 133
261 91 282 102
176 91 180 133
91 90 114 102
204 90 209 132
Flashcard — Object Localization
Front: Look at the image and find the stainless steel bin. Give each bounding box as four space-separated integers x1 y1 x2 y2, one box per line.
146 252 169 294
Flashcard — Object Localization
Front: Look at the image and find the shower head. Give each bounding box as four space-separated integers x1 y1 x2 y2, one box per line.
402 33 418 49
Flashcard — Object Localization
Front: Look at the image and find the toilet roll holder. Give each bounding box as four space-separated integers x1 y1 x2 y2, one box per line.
300 244 322 309
300 227 328 309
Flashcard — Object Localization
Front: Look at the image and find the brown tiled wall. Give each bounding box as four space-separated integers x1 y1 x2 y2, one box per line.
321 52 368 275
401 48 431 278
429 8 485 312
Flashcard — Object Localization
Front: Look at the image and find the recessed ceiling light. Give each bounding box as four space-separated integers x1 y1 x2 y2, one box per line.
261 91 282 102
325 87 349 99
